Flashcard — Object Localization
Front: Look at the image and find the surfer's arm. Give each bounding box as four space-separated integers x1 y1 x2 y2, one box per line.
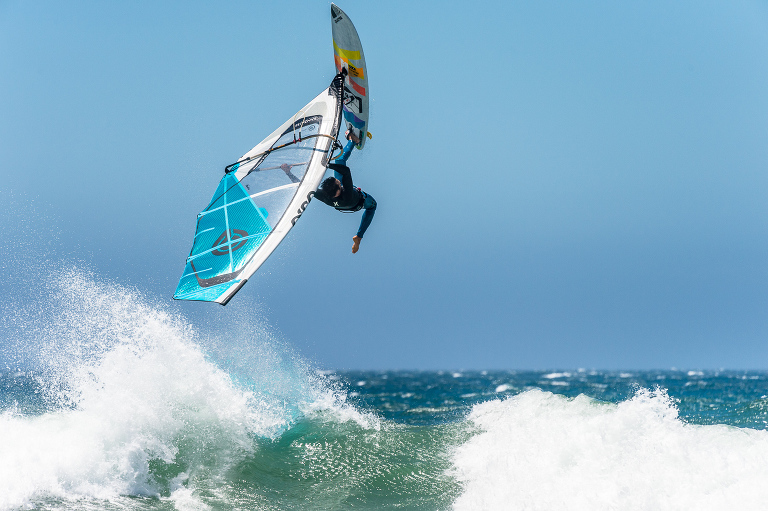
327 163 353 190
335 139 356 165
356 193 376 238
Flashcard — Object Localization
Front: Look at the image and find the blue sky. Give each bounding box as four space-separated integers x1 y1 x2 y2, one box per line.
1 0 766 370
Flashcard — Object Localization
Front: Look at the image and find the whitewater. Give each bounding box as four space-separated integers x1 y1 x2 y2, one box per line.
1 271 768 510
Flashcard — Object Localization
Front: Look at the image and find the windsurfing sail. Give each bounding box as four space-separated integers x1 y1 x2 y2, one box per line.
331 3 370 150
173 74 344 305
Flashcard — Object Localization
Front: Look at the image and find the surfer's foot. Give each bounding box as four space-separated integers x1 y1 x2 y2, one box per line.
346 129 361 145
352 236 362 254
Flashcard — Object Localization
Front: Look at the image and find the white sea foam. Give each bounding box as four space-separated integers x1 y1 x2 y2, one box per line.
542 372 570 379
452 388 768 510
0 269 365 510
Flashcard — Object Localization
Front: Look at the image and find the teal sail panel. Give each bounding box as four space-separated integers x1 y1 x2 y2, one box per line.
173 174 272 302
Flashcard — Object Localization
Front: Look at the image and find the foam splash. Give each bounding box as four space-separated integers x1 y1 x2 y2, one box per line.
452 388 768 510
0 268 366 510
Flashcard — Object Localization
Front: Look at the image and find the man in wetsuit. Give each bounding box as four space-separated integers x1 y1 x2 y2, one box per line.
313 130 377 254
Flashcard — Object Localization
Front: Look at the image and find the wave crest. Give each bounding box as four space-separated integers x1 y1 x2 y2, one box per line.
452 388 768 510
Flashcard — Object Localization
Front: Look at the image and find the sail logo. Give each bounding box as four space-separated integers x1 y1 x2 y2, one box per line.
291 192 315 226
211 229 249 256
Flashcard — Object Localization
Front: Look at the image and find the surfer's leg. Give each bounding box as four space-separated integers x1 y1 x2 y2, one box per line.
356 193 377 239
336 139 356 166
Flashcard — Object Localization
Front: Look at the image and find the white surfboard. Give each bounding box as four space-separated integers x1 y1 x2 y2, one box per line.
331 3 370 150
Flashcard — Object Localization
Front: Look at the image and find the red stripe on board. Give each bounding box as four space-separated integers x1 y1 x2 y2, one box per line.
349 78 366 97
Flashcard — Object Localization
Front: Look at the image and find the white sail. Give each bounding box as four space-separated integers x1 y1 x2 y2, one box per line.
174 75 344 304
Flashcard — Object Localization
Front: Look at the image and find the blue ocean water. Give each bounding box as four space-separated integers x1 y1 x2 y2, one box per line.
2 272 768 510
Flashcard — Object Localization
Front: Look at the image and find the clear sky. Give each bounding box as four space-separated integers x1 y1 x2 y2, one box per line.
1 0 766 370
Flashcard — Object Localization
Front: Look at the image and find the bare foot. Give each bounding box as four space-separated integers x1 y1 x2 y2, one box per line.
352 236 362 254
346 129 361 145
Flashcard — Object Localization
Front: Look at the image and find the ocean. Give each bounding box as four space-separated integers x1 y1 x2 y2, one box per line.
2 272 768 510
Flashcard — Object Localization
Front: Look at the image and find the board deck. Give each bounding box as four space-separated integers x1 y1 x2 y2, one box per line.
331 3 369 150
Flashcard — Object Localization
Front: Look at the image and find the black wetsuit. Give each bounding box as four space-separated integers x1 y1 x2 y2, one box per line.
314 163 362 210
314 163 377 238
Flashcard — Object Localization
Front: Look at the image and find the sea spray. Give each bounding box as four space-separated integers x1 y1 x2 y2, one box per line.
0 268 374 510
451 388 768 510
1 270 243 507
4 269 768 510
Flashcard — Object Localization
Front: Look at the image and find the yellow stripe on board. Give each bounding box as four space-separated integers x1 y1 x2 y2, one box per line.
333 39 361 61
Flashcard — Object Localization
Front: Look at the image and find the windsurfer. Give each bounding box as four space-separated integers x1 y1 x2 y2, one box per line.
314 130 376 254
